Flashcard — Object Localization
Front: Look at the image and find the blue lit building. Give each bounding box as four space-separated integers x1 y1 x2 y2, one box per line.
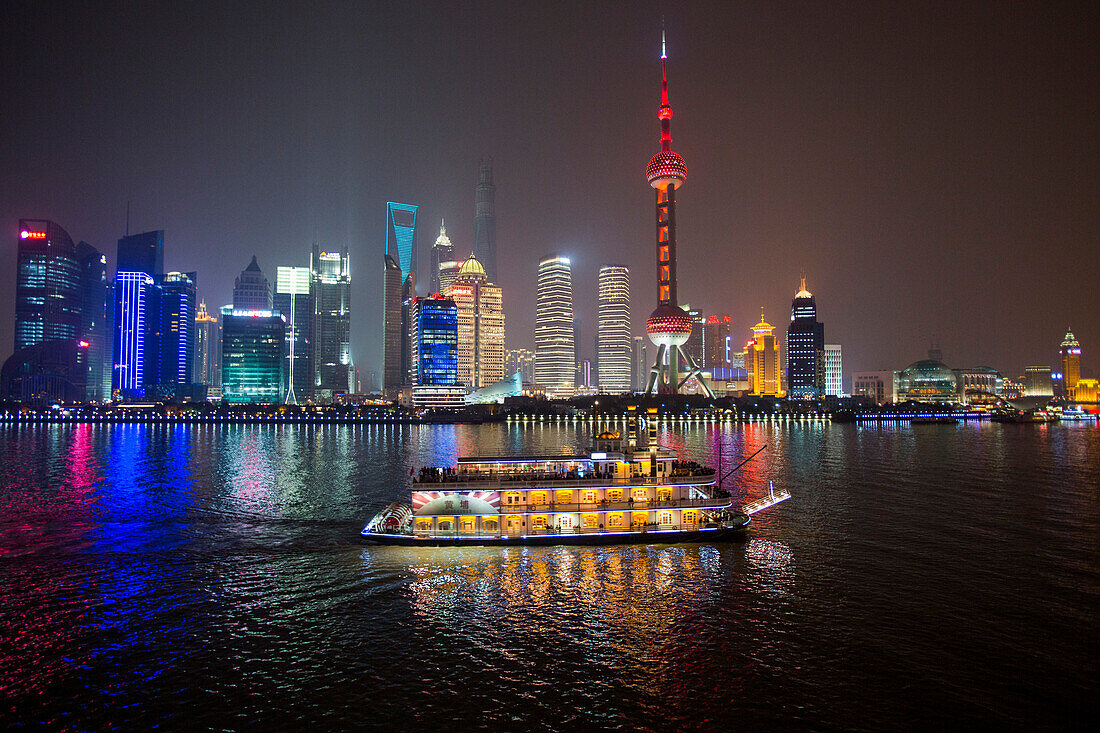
786 275 825 398
116 230 164 277
15 219 82 351
411 295 458 386
113 271 155 398
386 202 419 282
158 272 197 397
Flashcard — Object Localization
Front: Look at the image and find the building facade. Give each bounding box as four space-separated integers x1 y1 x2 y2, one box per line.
473 160 498 284
382 255 403 393
15 220 82 352
824 343 843 397
157 271 197 398
786 276 825 398
76 240 110 401
751 312 783 397
112 230 165 399
505 348 536 384
386 202 418 283
429 220 454 295
311 247 353 397
444 255 505 391
534 255 576 398
193 300 221 397
1024 366 1053 397
703 314 731 370
632 336 647 391
1060 331 1081 395
233 256 271 310
220 307 286 403
274 265 314 404
597 265 631 393
896 360 959 403
852 370 897 404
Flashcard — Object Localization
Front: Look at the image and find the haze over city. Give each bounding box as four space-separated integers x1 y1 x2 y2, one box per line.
2 0 1096 381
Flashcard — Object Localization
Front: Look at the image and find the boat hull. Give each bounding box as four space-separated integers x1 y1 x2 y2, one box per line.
359 519 750 547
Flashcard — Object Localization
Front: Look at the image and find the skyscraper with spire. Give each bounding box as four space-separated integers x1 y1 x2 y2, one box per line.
786 274 825 398
429 220 454 295
642 32 712 398
473 160 497 284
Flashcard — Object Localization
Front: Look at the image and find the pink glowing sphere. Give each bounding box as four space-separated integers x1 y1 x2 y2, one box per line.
646 304 692 347
646 151 687 189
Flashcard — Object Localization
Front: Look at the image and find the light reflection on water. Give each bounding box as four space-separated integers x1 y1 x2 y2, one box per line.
0 421 1097 729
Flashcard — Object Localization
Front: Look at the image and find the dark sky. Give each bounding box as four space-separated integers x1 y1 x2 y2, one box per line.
2 0 1097 385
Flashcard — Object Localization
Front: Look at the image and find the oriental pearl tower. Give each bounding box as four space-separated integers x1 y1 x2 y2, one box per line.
643 32 714 398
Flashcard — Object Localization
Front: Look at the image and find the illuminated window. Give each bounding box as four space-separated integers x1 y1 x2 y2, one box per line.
529 491 547 505
657 488 672 502
607 489 623 502
608 513 623 527
582 513 598 528
581 489 597 504
632 488 649 501
532 515 547 529
659 511 673 525
555 490 573 504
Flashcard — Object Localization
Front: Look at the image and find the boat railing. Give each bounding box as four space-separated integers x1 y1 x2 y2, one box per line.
411 473 716 490
496 495 731 514
403 521 743 539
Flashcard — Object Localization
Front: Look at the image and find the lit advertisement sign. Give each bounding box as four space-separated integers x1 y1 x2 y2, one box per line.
20 230 46 239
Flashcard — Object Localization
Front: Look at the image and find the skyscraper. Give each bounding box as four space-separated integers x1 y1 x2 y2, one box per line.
311 246 353 397
824 344 843 397
75 241 110 401
473 160 498 284
193 300 221 396
535 254 575 397
505 348 536 384
429 220 454 295
410 295 458 386
275 266 314 404
597 265 631 393
112 229 165 399
642 34 712 398
786 275 825 398
444 255 505 390
1060 330 1081 394
752 311 784 397
15 220 81 351
386 202 418 283
438 260 462 293
382 255 403 393
234 255 272 310
632 336 647 391
158 271 197 397
704 315 731 370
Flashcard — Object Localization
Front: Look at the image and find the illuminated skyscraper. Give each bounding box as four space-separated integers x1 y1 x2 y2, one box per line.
15 220 82 351
786 275 825 397
473 160 498 284
438 260 462 293
75 241 110 401
386 202 418 283
275 266 314 403
597 265 631 393
193 300 221 396
158 271 197 397
444 254 505 390
703 314 731 369
535 254 575 397
1060 330 1081 394
220 306 286 403
824 344 843 396
410 294 458 386
633 336 647 391
311 246 353 397
382 255 403 393
752 310 784 397
234 255 271 310
112 229 165 398
429 220 454 295
642 34 712 397
505 348 536 384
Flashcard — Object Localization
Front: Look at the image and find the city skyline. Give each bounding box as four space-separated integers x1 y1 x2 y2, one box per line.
1 2 1096 381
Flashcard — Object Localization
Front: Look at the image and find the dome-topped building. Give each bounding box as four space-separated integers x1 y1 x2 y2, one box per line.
896 359 959 403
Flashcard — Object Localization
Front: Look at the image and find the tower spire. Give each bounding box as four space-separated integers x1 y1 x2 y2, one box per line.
658 31 673 151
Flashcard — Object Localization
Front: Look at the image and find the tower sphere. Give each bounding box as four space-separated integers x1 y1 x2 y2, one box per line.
646 303 692 347
646 151 687 189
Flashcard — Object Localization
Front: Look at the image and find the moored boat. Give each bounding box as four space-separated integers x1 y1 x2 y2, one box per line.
361 407 789 546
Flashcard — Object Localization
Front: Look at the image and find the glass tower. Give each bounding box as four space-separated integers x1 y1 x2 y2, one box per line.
275 266 315 404
382 255 403 392
534 255 576 398
386 202 419 283
113 272 155 397
429 220 454 295
15 220 82 351
158 272 197 396
220 307 286 403
597 265 631 394
786 276 825 398
411 295 458 386
311 246 353 397
193 300 221 396
473 160 498 284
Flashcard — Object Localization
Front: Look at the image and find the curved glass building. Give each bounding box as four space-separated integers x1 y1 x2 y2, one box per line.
896 359 959 403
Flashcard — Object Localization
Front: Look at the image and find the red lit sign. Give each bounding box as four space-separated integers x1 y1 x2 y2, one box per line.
20 230 46 239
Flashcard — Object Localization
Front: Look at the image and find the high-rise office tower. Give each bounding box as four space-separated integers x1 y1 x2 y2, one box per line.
220 306 286 403
444 255 505 390
438 260 462 293
112 271 155 398
311 246 353 397
112 230 165 398
386 202 419 283
824 344 843 396
193 300 221 396
158 271 197 397
15 220 82 352
429 220 454 295
234 255 272 310
1024 366 1054 397
473 160 498 284
597 265 631 393
75 240 110 401
275 266 315 404
382 255 403 393
704 315 731 369
534 254 576 397
401 273 416 386
1060 330 1081 394
752 310 784 397
683 306 704 367
505 348 536 384
786 275 825 398
410 295 459 386
642 34 712 398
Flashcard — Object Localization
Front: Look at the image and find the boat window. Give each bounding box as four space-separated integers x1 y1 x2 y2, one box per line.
659 511 673 525
555 490 573 504
582 513 598 528
608 513 623 527
582 489 597 503
532 515 547 529
607 489 623 502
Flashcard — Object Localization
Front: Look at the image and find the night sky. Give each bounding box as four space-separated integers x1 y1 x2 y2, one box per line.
2 0 1097 386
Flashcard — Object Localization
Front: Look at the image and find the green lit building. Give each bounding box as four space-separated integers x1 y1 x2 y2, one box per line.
220 307 286 403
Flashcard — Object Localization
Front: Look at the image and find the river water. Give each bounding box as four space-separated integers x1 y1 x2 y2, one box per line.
0 421 1096 730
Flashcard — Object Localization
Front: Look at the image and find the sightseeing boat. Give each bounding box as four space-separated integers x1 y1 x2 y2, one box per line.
361 408 790 546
